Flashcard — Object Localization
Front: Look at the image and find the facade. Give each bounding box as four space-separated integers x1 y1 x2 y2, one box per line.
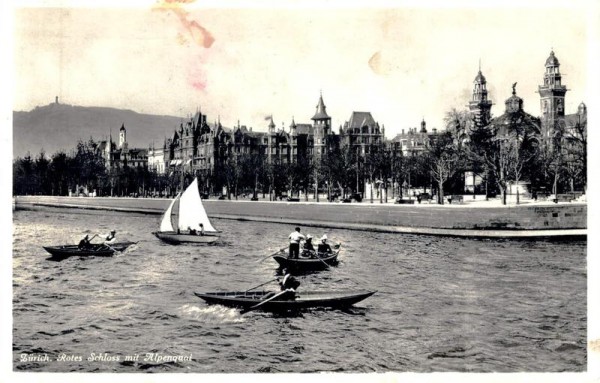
389 119 435 156
340 111 385 156
159 94 341 193
98 124 148 171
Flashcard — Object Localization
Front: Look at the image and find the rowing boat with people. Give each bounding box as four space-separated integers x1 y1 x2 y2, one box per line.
194 290 375 312
272 248 340 272
42 241 137 258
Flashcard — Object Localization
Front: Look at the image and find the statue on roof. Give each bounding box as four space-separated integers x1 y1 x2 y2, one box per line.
512 82 517 95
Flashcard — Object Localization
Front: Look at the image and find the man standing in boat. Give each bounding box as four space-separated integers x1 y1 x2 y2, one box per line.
288 227 306 259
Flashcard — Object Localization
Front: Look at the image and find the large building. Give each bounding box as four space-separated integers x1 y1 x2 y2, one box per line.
98 124 148 171
340 111 385 156
151 94 349 193
469 50 586 148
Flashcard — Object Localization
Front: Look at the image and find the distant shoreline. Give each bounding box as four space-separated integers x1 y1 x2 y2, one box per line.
14 196 587 240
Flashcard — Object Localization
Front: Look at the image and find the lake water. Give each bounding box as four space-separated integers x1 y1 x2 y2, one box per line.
12 208 586 372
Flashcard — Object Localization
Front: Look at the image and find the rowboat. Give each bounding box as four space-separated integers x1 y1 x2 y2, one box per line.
153 177 220 244
42 241 137 258
194 290 375 312
272 249 339 272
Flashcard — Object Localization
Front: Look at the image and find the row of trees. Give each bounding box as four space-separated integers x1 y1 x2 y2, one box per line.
13 108 586 204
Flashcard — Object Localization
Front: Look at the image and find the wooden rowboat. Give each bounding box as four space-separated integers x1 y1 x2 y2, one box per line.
272 250 339 272
194 290 375 312
42 241 137 258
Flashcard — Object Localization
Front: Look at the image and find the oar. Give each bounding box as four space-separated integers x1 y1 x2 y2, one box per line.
243 278 278 293
240 289 292 315
256 246 287 263
313 251 331 269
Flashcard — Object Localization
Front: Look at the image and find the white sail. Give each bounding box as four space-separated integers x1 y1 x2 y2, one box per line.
159 194 178 232
178 178 217 232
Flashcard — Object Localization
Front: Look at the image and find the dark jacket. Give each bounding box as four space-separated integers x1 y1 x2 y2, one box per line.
317 242 332 254
279 274 300 291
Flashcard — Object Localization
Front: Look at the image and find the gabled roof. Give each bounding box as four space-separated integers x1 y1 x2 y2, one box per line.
346 111 378 130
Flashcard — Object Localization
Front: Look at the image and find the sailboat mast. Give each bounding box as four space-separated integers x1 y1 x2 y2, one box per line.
180 158 185 193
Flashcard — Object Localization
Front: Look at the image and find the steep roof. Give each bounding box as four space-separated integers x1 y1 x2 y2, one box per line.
311 94 330 120
346 111 377 130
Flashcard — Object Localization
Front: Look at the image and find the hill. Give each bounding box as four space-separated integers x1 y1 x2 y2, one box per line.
13 102 184 158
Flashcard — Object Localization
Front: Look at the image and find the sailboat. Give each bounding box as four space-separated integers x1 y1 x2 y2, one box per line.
153 178 220 244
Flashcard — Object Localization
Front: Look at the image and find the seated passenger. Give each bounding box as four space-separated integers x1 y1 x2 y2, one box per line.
317 234 333 255
188 226 197 235
301 235 315 258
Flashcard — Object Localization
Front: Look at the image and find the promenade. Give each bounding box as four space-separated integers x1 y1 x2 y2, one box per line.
14 195 586 239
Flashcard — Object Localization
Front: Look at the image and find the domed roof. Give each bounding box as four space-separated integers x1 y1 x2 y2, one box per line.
545 50 560 66
474 70 486 83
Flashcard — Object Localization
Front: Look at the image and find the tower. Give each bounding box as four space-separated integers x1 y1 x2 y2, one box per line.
118 123 127 149
311 92 331 157
267 116 276 164
539 50 567 142
468 65 493 129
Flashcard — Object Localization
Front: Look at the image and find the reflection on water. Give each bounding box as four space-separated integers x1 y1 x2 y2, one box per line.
13 208 586 372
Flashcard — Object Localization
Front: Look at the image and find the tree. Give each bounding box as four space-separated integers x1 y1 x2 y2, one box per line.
484 113 540 205
49 151 70 195
426 132 463 204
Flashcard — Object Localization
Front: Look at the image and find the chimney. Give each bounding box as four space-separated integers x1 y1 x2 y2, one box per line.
402 128 405 134
55 96 59 104
433 128 437 134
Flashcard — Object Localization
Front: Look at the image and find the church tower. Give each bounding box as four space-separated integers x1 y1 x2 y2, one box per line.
118 123 127 149
468 66 493 129
539 50 567 142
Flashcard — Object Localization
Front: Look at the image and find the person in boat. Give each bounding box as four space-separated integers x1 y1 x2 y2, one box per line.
199 223 204 236
317 234 333 255
279 269 301 291
277 269 300 300
188 226 197 235
288 227 306 259
78 235 92 250
301 235 316 258
102 230 117 244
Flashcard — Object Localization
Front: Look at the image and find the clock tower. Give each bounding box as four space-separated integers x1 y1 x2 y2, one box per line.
468 66 493 129
538 50 567 143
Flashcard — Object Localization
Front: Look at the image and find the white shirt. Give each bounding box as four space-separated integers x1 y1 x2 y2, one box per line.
288 231 305 244
102 233 117 244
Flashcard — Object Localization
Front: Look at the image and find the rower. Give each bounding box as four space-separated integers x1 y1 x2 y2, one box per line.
278 269 300 300
288 227 306 259
103 230 117 244
78 235 92 250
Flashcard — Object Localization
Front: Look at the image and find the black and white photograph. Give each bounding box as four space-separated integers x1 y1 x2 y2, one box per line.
4 0 599 381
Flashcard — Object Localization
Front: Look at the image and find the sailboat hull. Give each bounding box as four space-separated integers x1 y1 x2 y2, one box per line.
153 231 219 244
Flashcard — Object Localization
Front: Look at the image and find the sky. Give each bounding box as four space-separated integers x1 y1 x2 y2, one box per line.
11 1 596 139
